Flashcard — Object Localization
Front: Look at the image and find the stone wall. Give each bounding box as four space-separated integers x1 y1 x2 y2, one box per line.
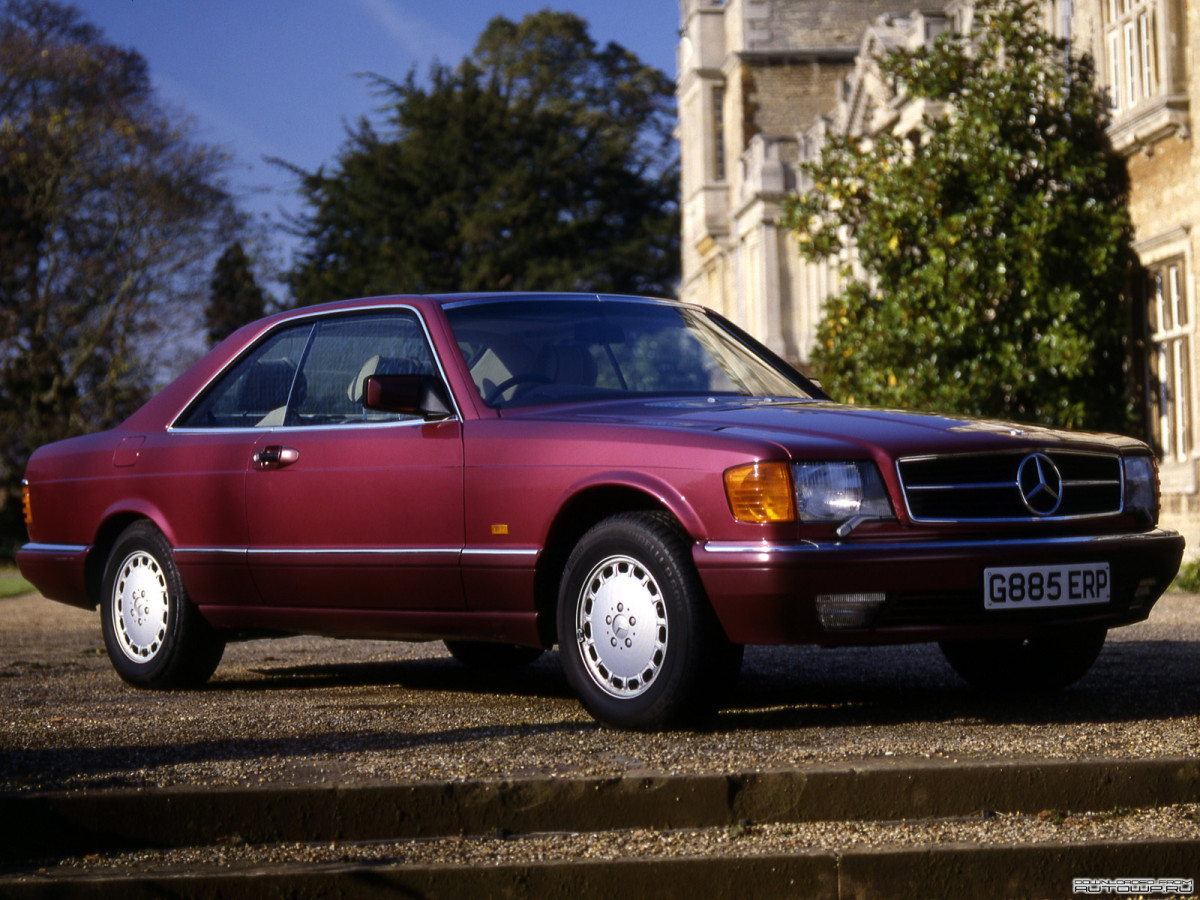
742 61 850 139
741 0 919 52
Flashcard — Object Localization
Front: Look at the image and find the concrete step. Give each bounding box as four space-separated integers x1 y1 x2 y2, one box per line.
2 757 1197 899
3 839 1198 899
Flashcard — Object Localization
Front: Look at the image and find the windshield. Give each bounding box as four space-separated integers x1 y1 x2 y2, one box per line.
444 298 814 409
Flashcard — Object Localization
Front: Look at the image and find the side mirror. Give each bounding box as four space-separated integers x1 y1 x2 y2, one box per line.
363 374 452 419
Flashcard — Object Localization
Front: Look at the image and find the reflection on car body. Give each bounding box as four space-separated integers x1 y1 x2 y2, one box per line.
17 294 1185 729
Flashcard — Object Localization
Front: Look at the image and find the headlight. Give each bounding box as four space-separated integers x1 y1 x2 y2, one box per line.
1123 455 1159 525
793 461 894 524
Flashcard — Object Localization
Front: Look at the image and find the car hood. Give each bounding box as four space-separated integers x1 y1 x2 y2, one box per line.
515 398 1143 459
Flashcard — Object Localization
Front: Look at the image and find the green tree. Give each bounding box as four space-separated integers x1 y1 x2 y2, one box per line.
206 241 267 346
0 0 238 551
287 10 679 304
783 0 1135 431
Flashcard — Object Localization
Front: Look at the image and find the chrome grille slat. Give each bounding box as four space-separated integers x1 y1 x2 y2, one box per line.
896 450 1123 523
905 481 1013 491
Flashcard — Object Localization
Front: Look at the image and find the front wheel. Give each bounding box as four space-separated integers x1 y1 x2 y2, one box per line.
557 512 741 730
939 625 1108 694
100 521 225 688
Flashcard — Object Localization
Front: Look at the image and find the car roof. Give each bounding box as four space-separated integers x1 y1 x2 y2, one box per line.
428 292 678 306
268 292 685 319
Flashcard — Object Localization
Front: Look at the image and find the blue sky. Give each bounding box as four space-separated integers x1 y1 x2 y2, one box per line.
70 1 681 269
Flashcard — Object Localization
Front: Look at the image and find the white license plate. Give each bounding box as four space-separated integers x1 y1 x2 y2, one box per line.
984 563 1110 609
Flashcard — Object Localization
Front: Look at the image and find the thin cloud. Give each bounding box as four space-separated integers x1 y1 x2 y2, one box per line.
351 0 469 68
150 72 297 205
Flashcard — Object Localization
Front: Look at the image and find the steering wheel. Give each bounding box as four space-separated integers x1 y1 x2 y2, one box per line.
484 372 553 406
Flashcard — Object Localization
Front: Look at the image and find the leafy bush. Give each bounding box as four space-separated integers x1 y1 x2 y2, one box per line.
784 0 1134 432
1171 558 1200 594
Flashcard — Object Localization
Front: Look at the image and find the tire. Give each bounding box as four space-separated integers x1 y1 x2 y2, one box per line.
939 625 1108 694
100 521 226 689
556 512 741 730
444 640 544 670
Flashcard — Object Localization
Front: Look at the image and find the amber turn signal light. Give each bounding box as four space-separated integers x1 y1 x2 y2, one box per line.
21 480 32 527
724 462 796 523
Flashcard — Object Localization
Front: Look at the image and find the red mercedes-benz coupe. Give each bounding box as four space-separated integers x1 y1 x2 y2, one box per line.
17 294 1184 728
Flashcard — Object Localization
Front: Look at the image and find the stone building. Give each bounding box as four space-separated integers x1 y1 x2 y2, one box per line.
678 0 920 361
677 0 1199 547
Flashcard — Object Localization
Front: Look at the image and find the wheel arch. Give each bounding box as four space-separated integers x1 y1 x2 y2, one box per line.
85 508 174 608
533 480 701 648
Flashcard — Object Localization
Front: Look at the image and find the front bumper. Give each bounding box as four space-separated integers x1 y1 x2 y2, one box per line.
694 529 1185 646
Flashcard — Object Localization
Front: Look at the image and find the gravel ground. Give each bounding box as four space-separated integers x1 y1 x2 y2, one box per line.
2 589 1199 873
24 804 1200 877
2 591 1199 792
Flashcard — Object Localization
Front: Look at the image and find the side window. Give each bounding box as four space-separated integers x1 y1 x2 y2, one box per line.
175 323 312 429
291 313 438 425
175 311 441 429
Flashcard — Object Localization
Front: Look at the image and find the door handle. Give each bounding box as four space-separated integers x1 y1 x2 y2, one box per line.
254 445 300 469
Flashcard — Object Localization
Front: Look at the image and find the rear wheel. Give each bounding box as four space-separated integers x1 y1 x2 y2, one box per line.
444 641 543 670
100 521 225 688
557 512 741 730
939 625 1107 693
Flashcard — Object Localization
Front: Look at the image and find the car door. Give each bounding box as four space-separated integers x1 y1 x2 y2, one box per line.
168 320 317 608
244 310 466 610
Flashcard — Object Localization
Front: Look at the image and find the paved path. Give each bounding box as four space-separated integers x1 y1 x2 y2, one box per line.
1 590 1198 897
3 591 1198 791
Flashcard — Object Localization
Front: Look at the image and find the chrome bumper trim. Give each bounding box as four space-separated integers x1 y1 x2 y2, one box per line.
19 543 89 555
702 529 1182 556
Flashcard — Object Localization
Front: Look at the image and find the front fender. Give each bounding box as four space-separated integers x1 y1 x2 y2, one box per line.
549 469 710 541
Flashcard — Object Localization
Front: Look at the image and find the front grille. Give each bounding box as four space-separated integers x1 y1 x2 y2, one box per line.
896 450 1123 523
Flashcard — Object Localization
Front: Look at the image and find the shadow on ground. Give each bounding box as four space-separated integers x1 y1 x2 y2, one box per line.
5 636 1196 792
199 634 1200 736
